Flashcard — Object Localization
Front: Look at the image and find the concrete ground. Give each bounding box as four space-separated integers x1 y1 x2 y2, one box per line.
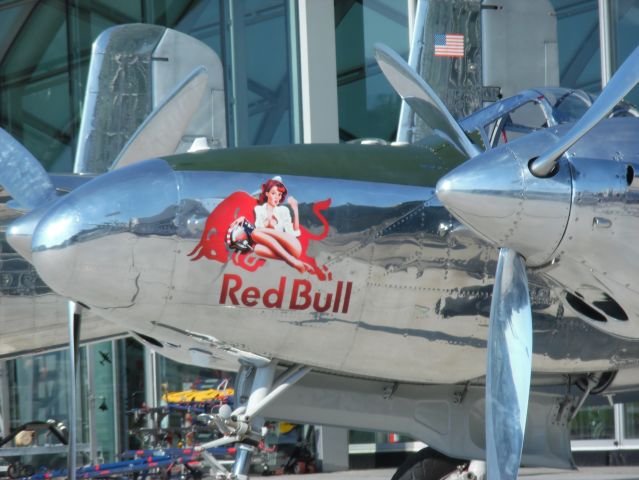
278 467 639 480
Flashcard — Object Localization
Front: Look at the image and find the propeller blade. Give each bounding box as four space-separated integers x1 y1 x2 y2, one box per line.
531 45 639 176
110 66 209 170
374 43 480 158
0 129 57 210
486 248 532 480
67 301 82 480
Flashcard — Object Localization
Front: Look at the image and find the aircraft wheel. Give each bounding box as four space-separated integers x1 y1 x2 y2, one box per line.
391 448 466 480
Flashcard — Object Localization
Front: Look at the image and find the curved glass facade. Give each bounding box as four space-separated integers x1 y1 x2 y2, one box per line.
0 0 299 173
335 0 407 141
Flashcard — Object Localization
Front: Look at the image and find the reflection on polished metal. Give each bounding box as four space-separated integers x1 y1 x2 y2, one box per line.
374 43 480 159
231 444 257 480
111 67 209 169
8 89 639 471
16 138 639 385
530 45 639 177
435 128 572 266
486 248 532 480
30 159 178 304
6 206 49 262
74 24 227 174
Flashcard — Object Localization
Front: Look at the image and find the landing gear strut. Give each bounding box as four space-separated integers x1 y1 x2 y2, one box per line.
199 360 310 479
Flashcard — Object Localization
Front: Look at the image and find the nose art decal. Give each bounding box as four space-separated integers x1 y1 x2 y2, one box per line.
188 177 332 281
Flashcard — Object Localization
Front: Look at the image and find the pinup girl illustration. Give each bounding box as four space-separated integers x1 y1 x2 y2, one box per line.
188 176 332 280
229 178 314 274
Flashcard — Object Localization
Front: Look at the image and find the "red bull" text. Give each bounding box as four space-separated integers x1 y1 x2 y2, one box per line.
219 274 353 313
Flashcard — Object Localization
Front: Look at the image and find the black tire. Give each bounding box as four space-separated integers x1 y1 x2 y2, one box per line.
391 448 466 480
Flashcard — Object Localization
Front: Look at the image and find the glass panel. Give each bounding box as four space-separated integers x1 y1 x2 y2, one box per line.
623 401 639 439
224 0 295 146
7 348 89 469
335 0 408 141
612 0 639 106
349 430 376 443
156 355 234 448
117 338 145 451
570 404 615 440
157 356 233 396
174 0 223 55
0 1 73 172
550 0 601 93
91 342 117 462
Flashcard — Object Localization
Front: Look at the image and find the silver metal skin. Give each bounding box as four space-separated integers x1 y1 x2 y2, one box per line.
231 444 256 480
485 249 532 480
13 145 639 383
31 159 178 305
0 129 57 210
540 117 639 339
73 24 165 173
6 205 50 262
7 27 639 476
111 66 209 169
10 139 639 466
150 27 227 151
74 25 226 174
530 45 639 177
436 116 639 337
244 366 311 419
436 128 572 266
374 44 480 159
410 0 482 120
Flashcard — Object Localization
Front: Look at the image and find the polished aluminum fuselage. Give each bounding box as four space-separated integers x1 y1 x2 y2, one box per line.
26 131 639 384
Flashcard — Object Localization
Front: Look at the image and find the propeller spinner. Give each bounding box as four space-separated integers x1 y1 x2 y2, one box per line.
375 40 639 478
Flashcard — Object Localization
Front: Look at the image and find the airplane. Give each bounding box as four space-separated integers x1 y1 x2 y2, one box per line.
98 350 112 365
3 20 639 480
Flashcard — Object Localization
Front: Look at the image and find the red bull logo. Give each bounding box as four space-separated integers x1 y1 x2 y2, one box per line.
188 177 332 281
219 274 353 313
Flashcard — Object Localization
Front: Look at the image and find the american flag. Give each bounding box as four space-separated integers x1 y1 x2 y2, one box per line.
434 33 464 57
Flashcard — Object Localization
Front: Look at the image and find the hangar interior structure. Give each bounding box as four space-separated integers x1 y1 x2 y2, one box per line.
0 0 638 470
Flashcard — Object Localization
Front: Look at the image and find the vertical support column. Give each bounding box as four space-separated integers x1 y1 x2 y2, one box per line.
87 345 98 464
614 402 624 447
144 348 158 430
598 0 613 87
407 0 417 43
298 0 339 143
0 361 10 438
67 301 82 480
111 340 121 459
287 0 303 144
227 1 249 146
315 426 349 472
